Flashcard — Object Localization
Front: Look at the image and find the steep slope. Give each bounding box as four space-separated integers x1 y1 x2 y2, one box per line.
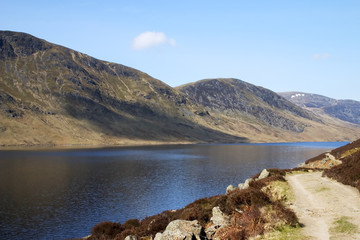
178 79 317 132
0 31 246 146
279 92 360 125
177 79 360 142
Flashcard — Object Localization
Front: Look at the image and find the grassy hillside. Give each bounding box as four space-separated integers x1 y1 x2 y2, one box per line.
177 79 360 143
0 31 246 146
1 31 360 146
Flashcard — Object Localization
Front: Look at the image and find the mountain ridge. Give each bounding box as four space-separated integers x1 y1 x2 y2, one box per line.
1 31 360 146
279 91 360 125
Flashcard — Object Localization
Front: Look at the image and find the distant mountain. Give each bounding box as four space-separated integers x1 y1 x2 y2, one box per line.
279 92 360 125
1 31 359 146
177 79 318 133
176 79 360 142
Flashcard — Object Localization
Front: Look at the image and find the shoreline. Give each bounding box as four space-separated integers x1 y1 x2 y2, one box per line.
0 140 348 151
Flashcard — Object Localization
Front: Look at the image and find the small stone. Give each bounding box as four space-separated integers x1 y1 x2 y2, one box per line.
154 232 162 240
243 178 254 189
210 206 230 227
258 169 269 180
157 220 204 240
298 162 305 167
226 184 236 194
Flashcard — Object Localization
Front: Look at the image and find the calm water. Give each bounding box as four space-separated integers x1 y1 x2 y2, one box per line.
0 142 346 239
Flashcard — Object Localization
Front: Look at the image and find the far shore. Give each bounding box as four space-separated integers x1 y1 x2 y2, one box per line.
0 139 348 151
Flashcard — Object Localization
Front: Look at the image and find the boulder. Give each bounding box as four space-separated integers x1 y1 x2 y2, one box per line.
210 207 230 227
226 184 236 194
155 220 206 240
258 169 269 180
239 178 254 190
154 232 162 240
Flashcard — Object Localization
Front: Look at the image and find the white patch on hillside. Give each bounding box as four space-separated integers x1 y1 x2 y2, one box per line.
291 93 305 98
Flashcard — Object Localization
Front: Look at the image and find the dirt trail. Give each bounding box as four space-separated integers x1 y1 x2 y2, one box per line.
286 171 360 240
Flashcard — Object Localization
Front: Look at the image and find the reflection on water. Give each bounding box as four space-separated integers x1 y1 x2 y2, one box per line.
0 142 346 239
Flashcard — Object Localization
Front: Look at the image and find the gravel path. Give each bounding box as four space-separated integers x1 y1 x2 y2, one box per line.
286 171 360 240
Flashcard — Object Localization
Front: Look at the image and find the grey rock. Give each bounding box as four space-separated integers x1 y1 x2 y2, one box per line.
156 220 205 240
258 169 269 180
210 207 230 227
298 162 305 167
239 178 254 189
154 232 162 240
226 184 236 194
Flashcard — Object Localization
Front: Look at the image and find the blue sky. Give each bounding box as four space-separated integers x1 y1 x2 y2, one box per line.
1 0 359 100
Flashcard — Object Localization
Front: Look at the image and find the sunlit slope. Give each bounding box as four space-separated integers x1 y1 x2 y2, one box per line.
0 31 245 146
177 79 360 142
1 31 360 146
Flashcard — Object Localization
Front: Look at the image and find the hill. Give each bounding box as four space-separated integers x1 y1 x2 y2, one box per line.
177 79 360 142
279 92 360 125
1 31 360 146
0 31 245 146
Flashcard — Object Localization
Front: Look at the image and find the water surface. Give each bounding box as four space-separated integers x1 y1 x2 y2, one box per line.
0 142 346 239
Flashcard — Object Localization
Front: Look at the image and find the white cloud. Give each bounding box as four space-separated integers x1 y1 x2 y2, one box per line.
312 53 330 60
132 31 176 50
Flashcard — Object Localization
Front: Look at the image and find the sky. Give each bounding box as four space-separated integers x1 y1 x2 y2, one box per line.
1 0 359 100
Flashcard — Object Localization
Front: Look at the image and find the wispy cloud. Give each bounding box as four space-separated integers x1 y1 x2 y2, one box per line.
132 31 176 50
312 53 330 60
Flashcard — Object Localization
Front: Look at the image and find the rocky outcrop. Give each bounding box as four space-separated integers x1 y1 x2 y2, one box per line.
226 185 236 194
210 207 230 227
238 178 254 190
154 220 206 240
257 169 270 180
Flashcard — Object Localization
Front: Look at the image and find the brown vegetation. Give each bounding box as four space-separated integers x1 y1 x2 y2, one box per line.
323 150 360 192
305 139 360 165
83 141 360 240
85 169 299 240
302 139 360 192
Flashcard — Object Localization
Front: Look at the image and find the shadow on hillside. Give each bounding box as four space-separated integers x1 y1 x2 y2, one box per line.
64 94 249 143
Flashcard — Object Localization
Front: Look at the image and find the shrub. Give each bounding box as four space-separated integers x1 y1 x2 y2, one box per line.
122 219 140 229
214 227 246 240
324 150 360 192
90 221 122 239
272 201 298 226
114 228 137 240
138 213 171 236
176 196 220 225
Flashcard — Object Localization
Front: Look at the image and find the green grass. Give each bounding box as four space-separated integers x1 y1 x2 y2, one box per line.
257 225 307 240
266 180 295 203
330 216 357 234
